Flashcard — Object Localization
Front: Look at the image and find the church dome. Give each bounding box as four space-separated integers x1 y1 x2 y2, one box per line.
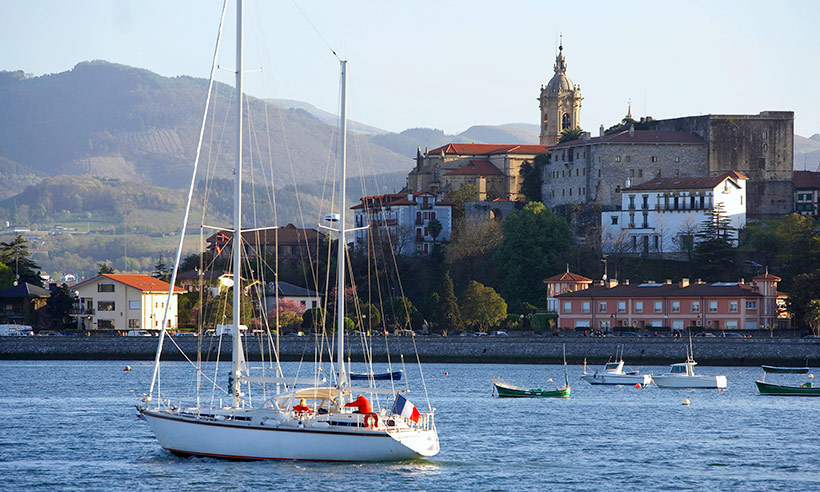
543 44 576 95
545 72 575 94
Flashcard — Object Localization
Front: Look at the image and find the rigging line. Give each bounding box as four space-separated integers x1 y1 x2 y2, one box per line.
290 0 341 61
148 0 230 404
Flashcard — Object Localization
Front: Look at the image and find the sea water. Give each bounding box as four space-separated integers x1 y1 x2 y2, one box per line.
1 360 818 491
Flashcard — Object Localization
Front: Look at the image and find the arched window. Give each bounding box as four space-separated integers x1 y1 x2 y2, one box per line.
562 113 571 130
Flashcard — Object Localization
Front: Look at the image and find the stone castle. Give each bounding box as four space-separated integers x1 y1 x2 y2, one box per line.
406 43 794 220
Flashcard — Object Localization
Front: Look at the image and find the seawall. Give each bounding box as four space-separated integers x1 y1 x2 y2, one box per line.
3 335 820 365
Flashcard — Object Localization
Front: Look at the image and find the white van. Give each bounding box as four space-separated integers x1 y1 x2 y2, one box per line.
127 330 152 336
0 324 33 336
215 324 248 336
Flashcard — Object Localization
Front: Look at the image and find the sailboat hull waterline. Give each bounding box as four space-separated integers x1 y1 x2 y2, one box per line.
139 408 439 461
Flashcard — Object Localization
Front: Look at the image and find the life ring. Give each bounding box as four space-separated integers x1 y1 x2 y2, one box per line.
363 412 379 428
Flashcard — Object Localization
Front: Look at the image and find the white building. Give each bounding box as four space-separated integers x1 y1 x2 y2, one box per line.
601 171 747 256
352 191 453 255
71 274 184 332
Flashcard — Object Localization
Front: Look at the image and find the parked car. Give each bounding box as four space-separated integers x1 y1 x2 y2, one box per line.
490 330 509 337
619 331 639 337
720 332 744 338
694 332 716 337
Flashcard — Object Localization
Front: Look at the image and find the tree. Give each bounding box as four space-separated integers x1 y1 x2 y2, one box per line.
444 218 503 290
0 235 43 286
428 219 443 247
431 271 462 334
493 202 571 311
97 261 116 274
153 255 170 282
787 271 820 333
693 203 736 282
806 299 820 337
46 283 75 330
460 281 507 332
382 296 421 331
519 154 548 203
356 302 382 331
774 214 820 289
301 307 327 332
446 184 479 229
559 127 584 143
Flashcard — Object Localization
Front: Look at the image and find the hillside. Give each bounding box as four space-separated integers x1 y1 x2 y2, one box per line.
0 61 412 190
795 133 820 171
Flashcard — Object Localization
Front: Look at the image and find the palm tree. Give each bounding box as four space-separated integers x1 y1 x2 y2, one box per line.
559 127 584 143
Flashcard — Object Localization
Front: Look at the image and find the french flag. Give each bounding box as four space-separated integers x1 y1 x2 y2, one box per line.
391 394 420 423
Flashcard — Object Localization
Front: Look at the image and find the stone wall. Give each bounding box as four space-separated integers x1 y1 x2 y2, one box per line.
3 335 820 366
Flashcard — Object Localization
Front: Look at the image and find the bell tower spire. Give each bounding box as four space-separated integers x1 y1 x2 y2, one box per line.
538 39 583 146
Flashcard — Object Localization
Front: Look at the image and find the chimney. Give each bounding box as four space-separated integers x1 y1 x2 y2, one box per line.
680 278 689 288
599 124 605 137
583 132 591 142
606 279 619 288
629 125 635 137
623 279 629 285
665 279 672 285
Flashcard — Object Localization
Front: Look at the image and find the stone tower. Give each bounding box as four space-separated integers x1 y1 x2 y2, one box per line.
538 43 583 146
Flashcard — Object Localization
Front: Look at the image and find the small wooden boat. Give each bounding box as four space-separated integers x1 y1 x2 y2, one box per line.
755 380 820 396
493 380 570 398
492 345 570 398
761 365 809 374
349 370 403 381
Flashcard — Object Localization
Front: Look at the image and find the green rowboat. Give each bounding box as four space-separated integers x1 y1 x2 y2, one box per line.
755 380 820 396
761 365 810 374
493 380 570 398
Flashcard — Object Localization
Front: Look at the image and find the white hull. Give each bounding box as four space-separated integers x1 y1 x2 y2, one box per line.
140 408 439 461
581 373 652 386
652 374 727 389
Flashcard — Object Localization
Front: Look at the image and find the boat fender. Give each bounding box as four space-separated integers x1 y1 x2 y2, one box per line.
634 383 641 389
363 412 379 428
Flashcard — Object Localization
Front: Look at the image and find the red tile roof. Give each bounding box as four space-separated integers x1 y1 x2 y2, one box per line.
552 130 705 148
351 191 452 210
543 271 593 283
794 171 820 189
427 143 550 156
625 171 746 191
556 282 764 299
73 274 184 293
444 159 504 176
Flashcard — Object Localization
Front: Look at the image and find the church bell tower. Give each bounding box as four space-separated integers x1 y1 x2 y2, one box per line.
538 42 583 146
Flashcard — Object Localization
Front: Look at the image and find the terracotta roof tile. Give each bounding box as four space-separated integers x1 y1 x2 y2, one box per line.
444 159 504 176
543 272 593 283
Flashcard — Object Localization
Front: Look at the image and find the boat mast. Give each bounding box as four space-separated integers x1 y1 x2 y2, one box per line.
335 60 349 406
231 0 244 408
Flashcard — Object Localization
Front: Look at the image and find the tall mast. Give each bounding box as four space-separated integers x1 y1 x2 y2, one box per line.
335 60 348 405
231 0 244 408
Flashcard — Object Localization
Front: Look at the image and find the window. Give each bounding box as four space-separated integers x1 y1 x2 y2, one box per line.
635 301 643 313
611 216 619 225
598 169 601 177
651 156 658 162
617 301 626 313
746 300 757 309
128 319 139 329
763 143 768 152
672 320 684 331
691 301 700 313
654 301 663 313
630 169 635 178
615 156 621 162
725 320 738 329
638 169 643 178
129 300 140 310
582 301 590 313
98 319 115 329
762 131 767 139
98 301 115 311
675 157 680 163
97 283 115 293
626 156 631 163
729 301 738 313
563 301 572 313
709 301 718 313
598 301 607 313
671 301 680 313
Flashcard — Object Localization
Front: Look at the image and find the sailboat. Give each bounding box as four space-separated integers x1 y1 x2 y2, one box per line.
137 0 439 461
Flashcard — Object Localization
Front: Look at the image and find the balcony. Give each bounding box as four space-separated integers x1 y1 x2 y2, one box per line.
69 307 95 316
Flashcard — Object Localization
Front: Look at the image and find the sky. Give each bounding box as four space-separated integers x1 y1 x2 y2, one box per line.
2 0 819 138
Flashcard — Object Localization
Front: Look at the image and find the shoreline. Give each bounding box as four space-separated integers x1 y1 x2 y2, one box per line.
2 335 820 365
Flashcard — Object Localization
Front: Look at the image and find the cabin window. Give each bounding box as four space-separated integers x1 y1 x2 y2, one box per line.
729 301 738 313
709 301 718 313
671 301 680 313
97 283 115 293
